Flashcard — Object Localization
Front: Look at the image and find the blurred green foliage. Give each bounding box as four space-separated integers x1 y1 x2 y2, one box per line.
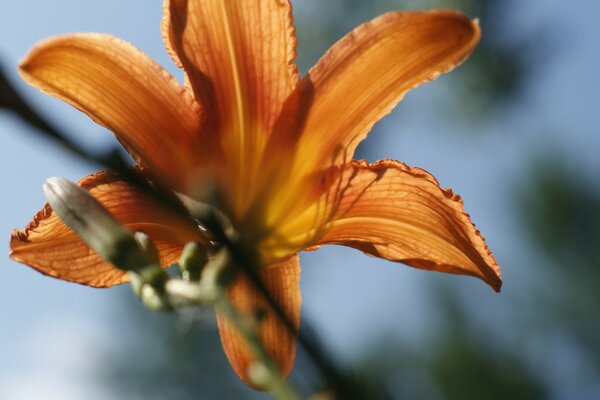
356 295 547 400
518 156 600 369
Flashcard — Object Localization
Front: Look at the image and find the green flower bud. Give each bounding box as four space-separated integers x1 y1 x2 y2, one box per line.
43 177 157 271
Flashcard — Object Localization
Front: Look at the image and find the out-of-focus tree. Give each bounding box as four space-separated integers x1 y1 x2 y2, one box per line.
517 155 600 370
350 290 547 400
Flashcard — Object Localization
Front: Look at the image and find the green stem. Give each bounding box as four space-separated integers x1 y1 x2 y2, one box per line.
212 288 301 400
138 250 302 400
42 175 303 399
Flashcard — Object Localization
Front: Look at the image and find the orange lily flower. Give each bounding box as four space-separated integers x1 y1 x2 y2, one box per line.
10 0 501 386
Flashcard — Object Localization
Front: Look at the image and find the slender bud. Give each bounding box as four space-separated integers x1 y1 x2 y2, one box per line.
132 231 169 290
200 249 236 293
43 177 155 271
247 362 270 391
179 242 207 281
129 271 171 311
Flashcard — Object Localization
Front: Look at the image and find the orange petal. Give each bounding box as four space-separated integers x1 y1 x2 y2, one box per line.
161 0 184 70
289 10 480 172
166 0 298 129
10 170 204 287
19 33 213 190
166 0 299 212
311 160 501 291
216 255 301 387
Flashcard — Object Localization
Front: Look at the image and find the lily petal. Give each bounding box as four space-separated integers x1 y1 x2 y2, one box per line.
10 170 203 287
161 0 184 70
310 160 501 291
216 255 301 387
291 10 480 172
19 33 211 191
167 0 299 212
166 0 299 130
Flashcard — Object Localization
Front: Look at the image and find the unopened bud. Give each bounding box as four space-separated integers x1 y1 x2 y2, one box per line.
43 177 156 271
179 242 207 281
247 361 270 390
200 249 235 292
133 231 160 266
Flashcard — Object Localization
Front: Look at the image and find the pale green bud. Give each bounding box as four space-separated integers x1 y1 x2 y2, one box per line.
178 242 207 281
43 177 157 271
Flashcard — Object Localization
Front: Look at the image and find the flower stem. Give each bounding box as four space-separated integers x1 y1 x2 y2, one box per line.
212 287 301 400
146 249 302 400
42 176 302 399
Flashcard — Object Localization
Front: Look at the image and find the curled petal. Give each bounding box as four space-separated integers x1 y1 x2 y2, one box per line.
288 10 480 172
302 160 501 291
19 33 214 190
216 255 301 387
10 170 204 287
161 0 184 70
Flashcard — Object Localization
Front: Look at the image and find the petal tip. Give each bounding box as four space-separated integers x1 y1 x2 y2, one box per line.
489 268 503 293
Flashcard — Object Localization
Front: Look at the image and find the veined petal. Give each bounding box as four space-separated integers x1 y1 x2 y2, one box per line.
216 255 301 387
162 0 184 70
166 0 299 129
19 33 213 191
166 0 299 215
10 170 204 287
289 10 480 172
292 160 501 291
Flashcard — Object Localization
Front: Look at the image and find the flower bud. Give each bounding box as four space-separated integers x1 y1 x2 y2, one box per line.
178 242 207 281
43 177 157 271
